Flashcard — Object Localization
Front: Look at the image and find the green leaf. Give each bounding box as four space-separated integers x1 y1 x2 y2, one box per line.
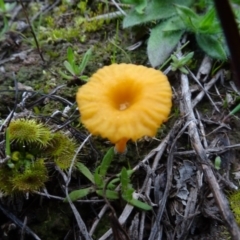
196 34 227 60
116 169 134 178
180 51 194 64
128 198 152 210
230 103 240 115
99 147 115 177
96 189 119 200
134 0 147 14
120 167 129 193
0 16 9 40
63 61 76 76
0 0 5 10
76 162 95 183
123 0 193 28
78 47 92 75
94 167 104 187
67 47 74 65
179 67 189 74
162 15 186 32
122 188 134 201
214 156 221 170
174 4 199 31
147 21 183 67
106 176 120 189
58 70 73 80
198 7 221 34
79 75 89 81
65 187 94 202
121 0 141 3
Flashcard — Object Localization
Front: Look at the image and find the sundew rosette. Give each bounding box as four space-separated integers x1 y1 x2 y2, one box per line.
76 64 172 153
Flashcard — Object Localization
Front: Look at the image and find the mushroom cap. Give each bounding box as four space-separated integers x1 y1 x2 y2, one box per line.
76 64 172 144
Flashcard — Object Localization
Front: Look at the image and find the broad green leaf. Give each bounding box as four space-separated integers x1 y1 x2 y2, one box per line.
99 147 114 177
128 198 152 210
96 189 119 200
147 21 183 67
123 0 193 28
162 15 186 32
134 0 147 14
198 7 221 34
76 162 94 183
196 34 227 60
175 4 199 31
65 187 94 202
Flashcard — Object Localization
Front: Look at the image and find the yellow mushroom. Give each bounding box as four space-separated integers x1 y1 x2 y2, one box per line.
76 64 172 153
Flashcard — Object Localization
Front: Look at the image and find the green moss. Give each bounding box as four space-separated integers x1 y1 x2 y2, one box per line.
0 118 80 195
228 190 240 225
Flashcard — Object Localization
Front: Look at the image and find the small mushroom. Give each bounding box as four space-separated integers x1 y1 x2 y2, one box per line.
76 64 172 153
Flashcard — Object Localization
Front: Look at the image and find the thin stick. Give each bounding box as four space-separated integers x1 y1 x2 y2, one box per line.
180 73 240 239
18 0 45 62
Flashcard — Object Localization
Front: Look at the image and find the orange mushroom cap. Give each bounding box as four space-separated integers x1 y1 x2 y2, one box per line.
76 64 172 153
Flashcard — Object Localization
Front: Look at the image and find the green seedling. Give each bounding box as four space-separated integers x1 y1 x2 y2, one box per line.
67 147 151 210
214 156 221 170
59 46 92 81
170 52 194 74
67 147 119 201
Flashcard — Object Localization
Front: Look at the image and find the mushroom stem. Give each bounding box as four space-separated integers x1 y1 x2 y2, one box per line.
114 138 128 153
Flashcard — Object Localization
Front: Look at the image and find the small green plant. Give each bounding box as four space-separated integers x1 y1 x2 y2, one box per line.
59 46 92 81
170 52 194 74
120 0 230 67
67 147 151 210
214 156 221 170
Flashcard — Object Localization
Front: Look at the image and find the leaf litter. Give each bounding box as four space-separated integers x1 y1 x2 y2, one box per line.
1 1 240 240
